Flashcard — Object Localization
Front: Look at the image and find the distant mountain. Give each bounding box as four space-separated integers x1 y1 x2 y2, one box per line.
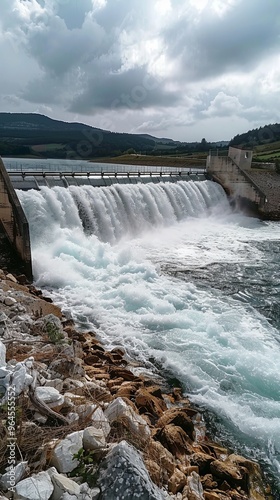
0 113 162 159
0 112 226 159
230 123 280 148
137 134 184 145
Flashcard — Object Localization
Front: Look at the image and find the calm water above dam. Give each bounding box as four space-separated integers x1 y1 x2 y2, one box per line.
11 158 280 495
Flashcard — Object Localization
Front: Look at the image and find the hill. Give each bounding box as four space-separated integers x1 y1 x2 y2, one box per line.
230 123 280 149
0 113 156 159
0 113 226 160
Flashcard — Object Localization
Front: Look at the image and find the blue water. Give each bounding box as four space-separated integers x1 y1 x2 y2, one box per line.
14 166 280 495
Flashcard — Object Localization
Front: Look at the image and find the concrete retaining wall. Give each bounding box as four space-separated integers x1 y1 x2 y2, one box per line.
0 158 32 279
206 154 266 215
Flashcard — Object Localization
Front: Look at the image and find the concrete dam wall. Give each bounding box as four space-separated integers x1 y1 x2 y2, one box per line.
0 158 32 279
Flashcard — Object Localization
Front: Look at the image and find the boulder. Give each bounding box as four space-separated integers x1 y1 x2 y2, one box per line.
146 440 175 476
190 452 216 474
154 424 194 459
182 471 204 500
104 397 150 441
6 273 17 283
108 366 139 381
144 459 162 485
76 404 111 437
201 474 218 490
0 462 29 491
4 296 17 306
79 484 100 500
168 468 187 494
115 381 143 399
50 431 83 473
156 408 195 440
226 454 267 499
35 386 64 409
13 362 33 395
14 471 54 500
210 460 243 487
45 378 64 393
134 388 167 418
97 440 170 499
83 426 107 451
50 472 80 500
0 360 33 401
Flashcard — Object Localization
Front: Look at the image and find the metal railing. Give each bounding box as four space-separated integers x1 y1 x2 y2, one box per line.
8 169 206 179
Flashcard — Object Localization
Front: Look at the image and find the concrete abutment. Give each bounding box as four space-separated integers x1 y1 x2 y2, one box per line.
0 157 32 280
207 147 280 220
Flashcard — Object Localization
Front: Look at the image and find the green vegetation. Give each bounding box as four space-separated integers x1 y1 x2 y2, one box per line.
230 123 280 149
69 448 99 487
0 113 226 160
44 319 64 344
90 153 206 167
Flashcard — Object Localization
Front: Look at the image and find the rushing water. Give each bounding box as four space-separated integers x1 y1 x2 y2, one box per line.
16 179 280 495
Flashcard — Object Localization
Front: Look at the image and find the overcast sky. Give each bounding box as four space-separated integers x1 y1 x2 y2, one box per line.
0 0 280 142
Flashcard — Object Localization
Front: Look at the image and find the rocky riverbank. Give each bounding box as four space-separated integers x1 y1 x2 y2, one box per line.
0 270 274 500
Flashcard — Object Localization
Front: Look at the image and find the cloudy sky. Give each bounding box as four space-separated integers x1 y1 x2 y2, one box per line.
0 0 280 142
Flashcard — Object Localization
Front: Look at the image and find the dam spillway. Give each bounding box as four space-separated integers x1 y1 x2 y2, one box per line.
8 169 207 190
0 156 214 279
16 177 226 245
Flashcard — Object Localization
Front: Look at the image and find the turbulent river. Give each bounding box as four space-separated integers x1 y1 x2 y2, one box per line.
16 178 280 495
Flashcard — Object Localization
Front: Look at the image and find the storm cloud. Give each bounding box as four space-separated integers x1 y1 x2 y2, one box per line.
0 0 280 141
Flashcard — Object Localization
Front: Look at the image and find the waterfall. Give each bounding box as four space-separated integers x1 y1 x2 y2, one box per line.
18 180 227 244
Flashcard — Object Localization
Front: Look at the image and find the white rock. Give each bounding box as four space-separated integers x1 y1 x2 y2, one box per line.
50 431 83 473
6 273 17 283
64 392 83 405
183 472 204 500
0 462 29 491
13 363 33 395
4 297 17 306
35 387 64 408
79 483 100 500
44 378 64 392
0 340 6 366
68 413 79 423
104 397 150 440
50 473 80 500
77 404 111 437
0 367 10 382
24 357 34 369
14 471 54 500
83 426 106 451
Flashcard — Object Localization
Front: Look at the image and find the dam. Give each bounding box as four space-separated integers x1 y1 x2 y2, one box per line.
1 149 279 280
0 157 207 279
